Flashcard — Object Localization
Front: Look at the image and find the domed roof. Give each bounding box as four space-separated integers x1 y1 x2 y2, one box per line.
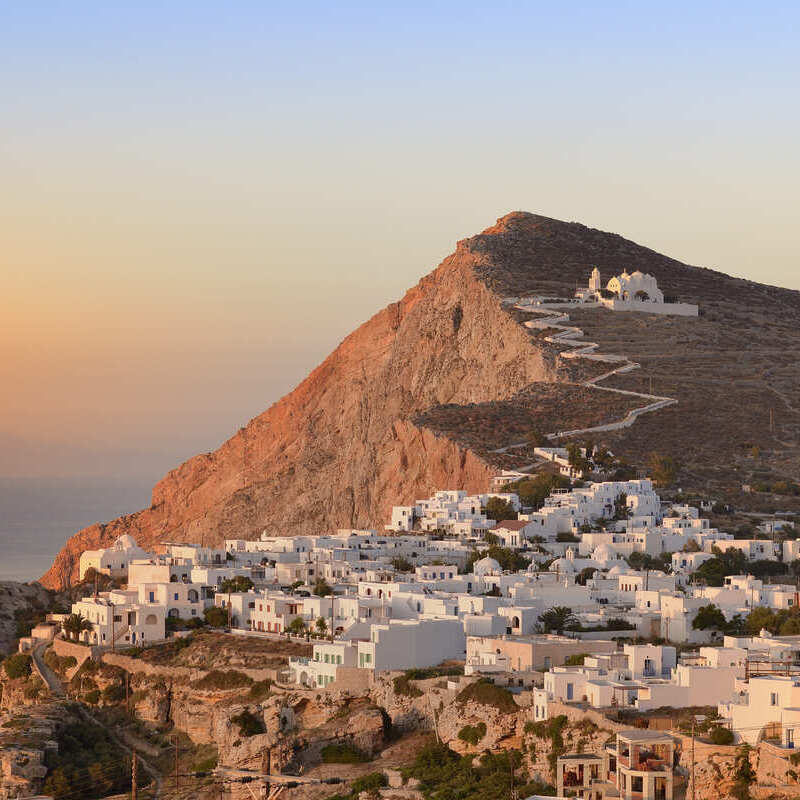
591 543 619 563
473 557 501 576
549 558 576 573
607 564 630 576
113 534 138 550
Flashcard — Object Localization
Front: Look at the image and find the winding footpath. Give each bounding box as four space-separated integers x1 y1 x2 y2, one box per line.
33 643 163 799
503 299 678 446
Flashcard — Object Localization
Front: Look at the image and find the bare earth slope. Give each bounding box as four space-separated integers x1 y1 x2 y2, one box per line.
42 212 800 588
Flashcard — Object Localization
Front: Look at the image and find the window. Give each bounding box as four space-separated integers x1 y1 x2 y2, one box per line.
771 692 779 706
149 592 155 603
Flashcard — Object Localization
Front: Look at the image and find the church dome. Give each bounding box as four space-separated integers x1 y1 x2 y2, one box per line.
473 557 501 576
549 557 576 573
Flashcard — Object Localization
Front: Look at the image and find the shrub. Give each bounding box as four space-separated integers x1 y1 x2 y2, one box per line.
193 752 219 772
458 722 487 745
84 689 101 705
44 650 77 675
102 683 125 703
350 772 387 794
405 742 554 799
456 680 518 713
192 670 253 691
564 653 589 666
2 653 32 680
248 679 272 701
393 674 423 698
710 726 735 745
321 743 369 764
42 720 134 799
230 709 265 737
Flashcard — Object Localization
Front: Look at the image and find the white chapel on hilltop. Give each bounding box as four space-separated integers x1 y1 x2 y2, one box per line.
575 267 697 316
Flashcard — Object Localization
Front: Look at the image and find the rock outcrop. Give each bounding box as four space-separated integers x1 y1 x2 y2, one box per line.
42 211 800 588
0 582 57 656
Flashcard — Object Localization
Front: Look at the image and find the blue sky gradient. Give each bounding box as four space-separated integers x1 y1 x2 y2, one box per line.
1 1 798 481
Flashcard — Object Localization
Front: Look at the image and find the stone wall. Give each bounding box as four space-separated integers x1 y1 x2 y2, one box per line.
102 651 282 683
52 637 102 680
330 666 374 693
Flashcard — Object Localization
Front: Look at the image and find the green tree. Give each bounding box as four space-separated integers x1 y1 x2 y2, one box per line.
218 576 254 594
648 452 678 487
538 606 578 634
313 577 333 597
315 616 328 634
693 548 748 587
465 545 529 574
203 606 228 628
62 612 92 642
390 556 413 573
503 473 570 510
485 496 517 522
287 616 306 635
745 606 777 635
683 539 701 552
692 604 727 632
613 492 629 520
2 653 32 680
575 567 597 586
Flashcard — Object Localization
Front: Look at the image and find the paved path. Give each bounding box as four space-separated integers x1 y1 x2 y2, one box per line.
511 300 678 442
31 641 65 698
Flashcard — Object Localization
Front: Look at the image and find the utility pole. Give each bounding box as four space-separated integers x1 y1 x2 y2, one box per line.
174 735 180 791
691 718 696 800
131 750 137 800
510 752 518 800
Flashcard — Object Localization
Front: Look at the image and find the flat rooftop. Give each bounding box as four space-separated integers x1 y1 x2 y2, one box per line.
617 729 674 742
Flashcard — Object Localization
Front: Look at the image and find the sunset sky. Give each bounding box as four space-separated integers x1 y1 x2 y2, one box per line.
3 1 799 483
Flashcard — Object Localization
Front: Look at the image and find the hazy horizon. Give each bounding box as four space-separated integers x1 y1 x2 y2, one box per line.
3 1 800 491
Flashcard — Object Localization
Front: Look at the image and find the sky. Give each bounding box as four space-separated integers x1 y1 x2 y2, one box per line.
2 0 799 485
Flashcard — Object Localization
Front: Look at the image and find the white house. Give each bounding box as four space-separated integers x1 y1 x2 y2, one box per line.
79 535 152 581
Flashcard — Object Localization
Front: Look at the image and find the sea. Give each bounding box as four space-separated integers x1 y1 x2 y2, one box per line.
0 477 153 583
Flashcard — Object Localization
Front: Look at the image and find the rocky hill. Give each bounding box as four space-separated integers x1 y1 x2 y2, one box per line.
41 212 800 588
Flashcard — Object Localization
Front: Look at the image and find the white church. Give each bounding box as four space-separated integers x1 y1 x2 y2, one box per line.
575 267 698 317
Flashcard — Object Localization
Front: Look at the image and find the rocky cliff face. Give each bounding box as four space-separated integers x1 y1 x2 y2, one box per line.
42 216 559 588
42 211 800 588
